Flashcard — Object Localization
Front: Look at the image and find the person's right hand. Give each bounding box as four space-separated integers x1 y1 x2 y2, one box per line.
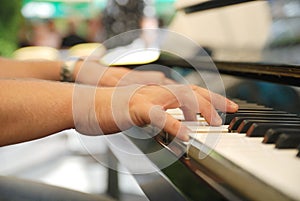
73 84 238 141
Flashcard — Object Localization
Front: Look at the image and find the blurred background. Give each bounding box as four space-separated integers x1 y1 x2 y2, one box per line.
1 0 300 57
0 0 176 57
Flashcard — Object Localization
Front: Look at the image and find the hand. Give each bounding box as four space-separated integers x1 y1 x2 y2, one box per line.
73 84 238 141
74 60 176 87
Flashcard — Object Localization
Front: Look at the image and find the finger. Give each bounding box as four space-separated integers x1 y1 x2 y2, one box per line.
162 85 224 125
163 85 199 121
191 86 238 113
195 95 223 126
159 85 197 121
146 104 190 141
181 106 197 121
203 91 238 113
177 90 222 126
159 112 190 142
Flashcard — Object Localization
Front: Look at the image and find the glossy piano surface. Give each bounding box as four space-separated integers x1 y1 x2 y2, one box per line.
160 0 300 87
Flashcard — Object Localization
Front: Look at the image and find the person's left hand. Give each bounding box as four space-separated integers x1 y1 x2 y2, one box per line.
74 60 176 87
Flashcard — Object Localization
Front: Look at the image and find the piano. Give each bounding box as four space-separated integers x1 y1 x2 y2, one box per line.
102 0 300 200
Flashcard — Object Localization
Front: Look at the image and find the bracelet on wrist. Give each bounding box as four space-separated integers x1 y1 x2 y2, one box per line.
60 57 83 82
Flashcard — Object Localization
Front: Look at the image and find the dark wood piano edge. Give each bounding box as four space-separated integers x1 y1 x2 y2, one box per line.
154 57 300 87
112 56 300 87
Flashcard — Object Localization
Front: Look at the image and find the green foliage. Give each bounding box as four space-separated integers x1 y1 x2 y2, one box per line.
0 0 22 57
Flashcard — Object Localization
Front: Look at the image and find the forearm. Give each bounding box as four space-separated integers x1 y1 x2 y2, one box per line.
0 57 124 86
0 57 62 81
0 57 174 87
0 79 74 146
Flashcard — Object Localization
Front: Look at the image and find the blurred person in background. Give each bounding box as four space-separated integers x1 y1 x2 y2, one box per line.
102 0 145 48
31 19 62 49
86 14 105 43
61 19 87 48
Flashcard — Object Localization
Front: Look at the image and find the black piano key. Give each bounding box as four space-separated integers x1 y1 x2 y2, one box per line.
229 116 300 131
263 128 300 143
275 133 300 149
297 145 300 158
238 106 273 110
231 99 247 103
220 111 290 125
246 124 300 137
235 110 287 114
237 120 300 134
235 101 269 107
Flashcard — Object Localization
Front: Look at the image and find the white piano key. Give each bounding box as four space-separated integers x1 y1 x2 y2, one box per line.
166 108 183 115
166 109 206 121
170 114 205 122
188 125 229 133
190 133 300 201
181 121 209 126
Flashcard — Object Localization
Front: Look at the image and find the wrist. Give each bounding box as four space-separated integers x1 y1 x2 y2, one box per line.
74 60 108 86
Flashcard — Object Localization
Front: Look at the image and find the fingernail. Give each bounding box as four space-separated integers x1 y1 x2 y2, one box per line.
230 101 239 110
182 133 190 141
179 126 190 141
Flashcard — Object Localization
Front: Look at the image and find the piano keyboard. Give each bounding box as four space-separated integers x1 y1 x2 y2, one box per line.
166 101 300 201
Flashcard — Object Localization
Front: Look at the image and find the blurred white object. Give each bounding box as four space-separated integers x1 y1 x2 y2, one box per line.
68 43 106 59
13 46 59 61
100 38 160 66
